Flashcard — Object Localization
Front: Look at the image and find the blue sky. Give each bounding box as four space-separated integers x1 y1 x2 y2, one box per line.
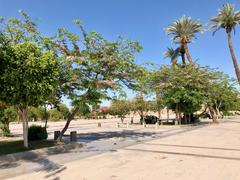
1 0 240 106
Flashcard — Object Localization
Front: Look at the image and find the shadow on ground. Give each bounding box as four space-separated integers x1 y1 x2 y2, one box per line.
143 143 240 152
0 143 83 179
125 147 240 161
73 130 158 141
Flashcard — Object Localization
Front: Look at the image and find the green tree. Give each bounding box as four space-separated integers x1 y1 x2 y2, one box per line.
108 99 131 123
0 42 59 148
210 4 240 82
152 65 211 124
166 16 204 64
131 96 151 123
152 64 239 124
44 20 142 141
204 73 239 122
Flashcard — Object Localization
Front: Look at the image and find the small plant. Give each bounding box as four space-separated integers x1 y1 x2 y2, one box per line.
28 125 48 141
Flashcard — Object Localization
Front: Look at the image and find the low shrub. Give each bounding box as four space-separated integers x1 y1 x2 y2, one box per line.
28 125 48 141
143 115 159 124
223 111 234 116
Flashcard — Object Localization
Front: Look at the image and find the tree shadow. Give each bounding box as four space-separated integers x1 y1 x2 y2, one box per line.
0 161 19 169
64 130 159 143
143 143 240 152
0 143 82 179
125 148 240 161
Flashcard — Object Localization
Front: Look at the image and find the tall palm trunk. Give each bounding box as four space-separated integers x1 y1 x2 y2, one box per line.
227 30 240 82
183 43 193 64
172 58 177 66
180 45 186 65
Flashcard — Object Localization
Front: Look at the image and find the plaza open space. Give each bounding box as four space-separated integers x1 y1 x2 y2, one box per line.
0 117 240 180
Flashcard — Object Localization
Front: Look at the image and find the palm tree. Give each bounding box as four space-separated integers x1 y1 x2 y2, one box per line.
164 47 180 65
210 4 240 82
166 16 204 64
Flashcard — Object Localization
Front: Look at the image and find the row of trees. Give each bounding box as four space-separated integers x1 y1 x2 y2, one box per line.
1 3 240 148
108 64 240 124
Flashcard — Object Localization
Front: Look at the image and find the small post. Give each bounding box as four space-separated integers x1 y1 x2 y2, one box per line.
175 120 178 125
70 131 77 142
155 122 159 129
142 122 146 128
131 117 133 124
54 131 61 141
116 122 120 128
97 122 101 127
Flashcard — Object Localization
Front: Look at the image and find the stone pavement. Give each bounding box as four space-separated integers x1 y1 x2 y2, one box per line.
5 119 240 180
0 121 204 179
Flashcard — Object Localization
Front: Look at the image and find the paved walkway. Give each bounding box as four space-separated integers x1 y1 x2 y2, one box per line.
3 119 240 180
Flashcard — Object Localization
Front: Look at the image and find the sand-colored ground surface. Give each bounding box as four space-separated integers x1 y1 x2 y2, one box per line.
6 118 240 180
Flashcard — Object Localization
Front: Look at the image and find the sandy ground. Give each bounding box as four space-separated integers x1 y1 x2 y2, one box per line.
4 118 240 180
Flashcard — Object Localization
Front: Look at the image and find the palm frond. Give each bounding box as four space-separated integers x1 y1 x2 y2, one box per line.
210 3 240 34
165 16 204 44
164 47 180 64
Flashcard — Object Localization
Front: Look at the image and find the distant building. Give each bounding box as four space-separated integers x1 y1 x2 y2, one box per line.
99 106 110 113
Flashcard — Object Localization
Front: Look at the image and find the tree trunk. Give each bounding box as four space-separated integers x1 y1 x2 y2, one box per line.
121 116 124 123
227 31 240 82
44 104 48 129
184 43 193 64
184 113 187 124
175 104 179 123
212 113 219 123
176 103 181 125
18 107 29 148
172 58 177 66
157 109 161 119
178 112 182 125
167 108 169 120
57 106 79 142
180 46 186 65
209 107 219 124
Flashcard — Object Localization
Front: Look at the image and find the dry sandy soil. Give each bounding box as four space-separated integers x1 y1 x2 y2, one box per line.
4 118 240 180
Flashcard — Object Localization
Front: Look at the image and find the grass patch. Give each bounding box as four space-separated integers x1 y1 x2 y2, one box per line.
0 138 56 156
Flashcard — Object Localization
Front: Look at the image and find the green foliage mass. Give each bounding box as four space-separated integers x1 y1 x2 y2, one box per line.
108 100 131 121
0 42 60 107
28 106 46 121
0 107 17 136
150 64 240 119
49 108 64 121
